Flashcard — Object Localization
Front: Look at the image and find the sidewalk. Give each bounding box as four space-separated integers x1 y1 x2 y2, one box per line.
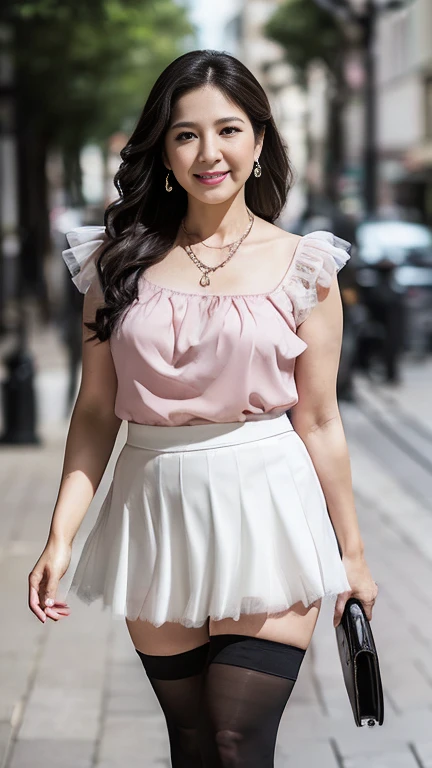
1 357 432 767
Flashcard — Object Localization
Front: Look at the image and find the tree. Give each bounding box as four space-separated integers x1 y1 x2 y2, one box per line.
265 0 348 205
1 0 196 308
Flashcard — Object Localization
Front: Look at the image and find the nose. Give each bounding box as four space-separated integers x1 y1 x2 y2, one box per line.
197 133 224 166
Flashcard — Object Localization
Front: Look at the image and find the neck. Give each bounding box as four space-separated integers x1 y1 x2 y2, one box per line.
181 192 250 247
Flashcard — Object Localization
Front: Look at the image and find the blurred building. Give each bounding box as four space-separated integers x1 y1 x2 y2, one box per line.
376 0 432 224
222 0 309 226
0 23 19 332
331 0 432 224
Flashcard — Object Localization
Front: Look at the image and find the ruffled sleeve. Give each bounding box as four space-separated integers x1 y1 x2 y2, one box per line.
62 225 107 294
284 230 351 326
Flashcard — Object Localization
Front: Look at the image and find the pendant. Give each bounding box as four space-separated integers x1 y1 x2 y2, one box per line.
200 273 210 287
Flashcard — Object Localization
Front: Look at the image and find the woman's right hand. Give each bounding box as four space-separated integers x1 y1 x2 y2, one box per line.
28 539 72 623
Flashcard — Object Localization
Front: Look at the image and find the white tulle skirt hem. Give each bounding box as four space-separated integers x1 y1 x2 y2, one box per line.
65 415 351 628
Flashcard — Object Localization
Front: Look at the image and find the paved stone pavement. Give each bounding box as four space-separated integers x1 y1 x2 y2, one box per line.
1 360 432 767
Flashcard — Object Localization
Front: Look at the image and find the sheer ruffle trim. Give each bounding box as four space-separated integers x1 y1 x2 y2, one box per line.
62 225 107 294
284 231 351 326
60 226 351 318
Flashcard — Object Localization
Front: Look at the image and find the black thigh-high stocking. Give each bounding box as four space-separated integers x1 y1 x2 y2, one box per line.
201 634 307 768
135 635 306 768
135 641 210 767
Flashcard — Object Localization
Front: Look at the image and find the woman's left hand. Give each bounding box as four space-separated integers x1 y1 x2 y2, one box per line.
333 554 379 627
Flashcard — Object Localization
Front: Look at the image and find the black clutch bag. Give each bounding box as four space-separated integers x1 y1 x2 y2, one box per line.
335 597 384 727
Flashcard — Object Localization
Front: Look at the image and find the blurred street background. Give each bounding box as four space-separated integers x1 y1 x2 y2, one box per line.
1 0 432 766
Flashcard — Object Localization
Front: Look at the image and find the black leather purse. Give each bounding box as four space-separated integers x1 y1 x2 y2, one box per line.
335 597 384 727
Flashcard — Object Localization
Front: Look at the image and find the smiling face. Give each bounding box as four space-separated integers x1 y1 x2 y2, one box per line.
163 85 264 204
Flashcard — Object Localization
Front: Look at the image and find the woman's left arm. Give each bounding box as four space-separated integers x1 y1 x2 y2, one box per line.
290 275 378 626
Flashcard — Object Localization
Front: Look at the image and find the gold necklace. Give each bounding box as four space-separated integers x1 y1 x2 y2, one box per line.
181 216 247 250
181 209 254 287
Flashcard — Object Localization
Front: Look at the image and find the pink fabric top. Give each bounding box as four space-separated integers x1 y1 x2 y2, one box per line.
62 227 351 426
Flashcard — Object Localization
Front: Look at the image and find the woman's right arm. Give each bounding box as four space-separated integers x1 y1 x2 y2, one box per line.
28 281 122 624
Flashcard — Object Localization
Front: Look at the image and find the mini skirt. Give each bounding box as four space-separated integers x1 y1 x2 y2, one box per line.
68 413 351 628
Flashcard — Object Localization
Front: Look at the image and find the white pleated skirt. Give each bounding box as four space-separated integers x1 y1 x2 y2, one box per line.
67 414 351 628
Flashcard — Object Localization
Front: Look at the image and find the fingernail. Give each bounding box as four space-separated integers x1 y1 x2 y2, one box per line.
45 598 54 607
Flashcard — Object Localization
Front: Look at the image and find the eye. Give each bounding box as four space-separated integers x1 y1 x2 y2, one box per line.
221 126 241 135
174 126 242 142
174 131 197 141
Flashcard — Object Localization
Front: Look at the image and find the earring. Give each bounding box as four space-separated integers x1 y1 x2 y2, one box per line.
165 171 173 192
254 158 262 178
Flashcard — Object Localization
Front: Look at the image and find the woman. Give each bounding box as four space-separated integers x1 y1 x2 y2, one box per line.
28 50 378 767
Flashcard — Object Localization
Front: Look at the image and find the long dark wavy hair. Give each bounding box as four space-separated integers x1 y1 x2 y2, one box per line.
87 49 294 342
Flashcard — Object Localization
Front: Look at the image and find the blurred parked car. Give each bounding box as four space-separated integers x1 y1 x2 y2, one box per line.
356 220 432 361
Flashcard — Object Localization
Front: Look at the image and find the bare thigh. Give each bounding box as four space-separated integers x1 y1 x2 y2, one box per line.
125 617 210 656
209 599 322 650
126 599 321 656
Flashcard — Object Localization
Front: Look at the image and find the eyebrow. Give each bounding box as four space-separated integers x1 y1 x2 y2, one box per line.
170 116 246 130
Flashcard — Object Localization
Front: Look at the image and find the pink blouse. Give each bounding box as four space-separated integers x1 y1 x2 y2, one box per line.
62 227 350 426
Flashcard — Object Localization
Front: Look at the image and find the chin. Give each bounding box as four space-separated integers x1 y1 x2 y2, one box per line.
192 185 244 204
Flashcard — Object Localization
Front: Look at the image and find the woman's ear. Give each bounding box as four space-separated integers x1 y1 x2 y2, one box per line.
255 127 266 157
161 150 171 171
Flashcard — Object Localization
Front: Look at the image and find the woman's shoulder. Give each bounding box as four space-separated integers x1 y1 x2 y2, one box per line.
256 220 351 283
251 219 302 274
293 230 352 268
254 217 301 248
62 225 107 294
281 230 352 326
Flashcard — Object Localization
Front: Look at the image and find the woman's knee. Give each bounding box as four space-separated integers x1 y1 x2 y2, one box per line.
215 729 244 763
168 722 202 761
